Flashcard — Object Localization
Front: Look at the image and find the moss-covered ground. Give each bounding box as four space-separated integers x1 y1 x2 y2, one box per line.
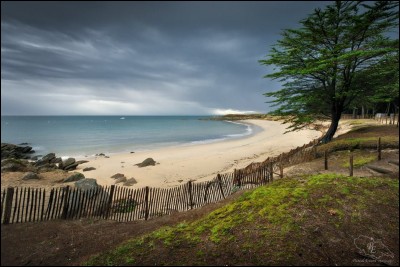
85 173 399 266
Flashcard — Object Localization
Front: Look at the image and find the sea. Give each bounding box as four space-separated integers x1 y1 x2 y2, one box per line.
1 116 260 159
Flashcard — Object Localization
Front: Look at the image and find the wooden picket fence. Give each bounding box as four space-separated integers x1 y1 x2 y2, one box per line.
1 136 323 225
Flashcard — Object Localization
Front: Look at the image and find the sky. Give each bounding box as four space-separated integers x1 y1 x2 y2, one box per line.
1 1 331 116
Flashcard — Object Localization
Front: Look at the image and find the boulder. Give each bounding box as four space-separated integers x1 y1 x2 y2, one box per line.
35 153 56 167
63 158 76 168
64 163 79 171
1 158 29 172
135 158 156 168
41 153 56 163
63 172 85 183
1 143 34 160
123 177 138 186
76 160 89 165
64 179 108 218
37 163 58 172
52 157 63 164
83 167 96 172
115 177 127 184
111 173 125 179
74 178 98 190
22 172 40 180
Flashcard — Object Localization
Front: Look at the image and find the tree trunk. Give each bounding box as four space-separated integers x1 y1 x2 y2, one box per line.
352 107 357 119
361 106 365 119
320 114 341 144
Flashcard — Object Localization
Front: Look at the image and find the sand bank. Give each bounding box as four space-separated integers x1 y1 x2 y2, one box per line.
74 120 321 188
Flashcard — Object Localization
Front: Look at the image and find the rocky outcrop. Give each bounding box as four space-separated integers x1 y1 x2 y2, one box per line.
135 158 156 167
1 143 35 160
1 158 35 173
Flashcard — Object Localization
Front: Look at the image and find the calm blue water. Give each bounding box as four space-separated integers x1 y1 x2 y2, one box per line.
1 116 258 158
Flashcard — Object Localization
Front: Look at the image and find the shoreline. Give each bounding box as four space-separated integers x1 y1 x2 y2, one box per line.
73 120 321 188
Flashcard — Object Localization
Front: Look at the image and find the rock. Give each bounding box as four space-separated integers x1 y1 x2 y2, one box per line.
41 153 56 163
37 163 58 172
130 151 135 154
63 172 85 183
1 158 29 172
64 163 79 171
63 158 76 168
135 158 156 168
52 157 63 164
1 143 34 160
22 172 40 180
83 167 96 172
65 179 109 218
31 155 42 161
111 173 125 179
76 160 89 165
74 178 98 190
123 177 137 186
18 143 30 145
115 177 127 184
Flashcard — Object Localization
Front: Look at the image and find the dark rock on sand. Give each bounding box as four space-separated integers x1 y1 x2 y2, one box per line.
76 160 89 165
37 163 58 173
123 177 138 186
115 177 127 184
64 163 79 171
111 173 125 179
136 158 156 167
22 172 40 180
63 172 85 183
66 179 109 217
63 158 76 168
35 153 57 167
83 167 96 172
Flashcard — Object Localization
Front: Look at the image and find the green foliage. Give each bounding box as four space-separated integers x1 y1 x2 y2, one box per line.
259 1 399 140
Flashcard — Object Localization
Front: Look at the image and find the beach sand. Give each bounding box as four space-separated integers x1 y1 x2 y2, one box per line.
74 120 321 188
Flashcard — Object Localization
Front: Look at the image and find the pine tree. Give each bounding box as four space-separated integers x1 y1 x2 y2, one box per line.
260 1 399 143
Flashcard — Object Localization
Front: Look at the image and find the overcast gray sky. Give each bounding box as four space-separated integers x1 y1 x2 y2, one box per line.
1 1 331 115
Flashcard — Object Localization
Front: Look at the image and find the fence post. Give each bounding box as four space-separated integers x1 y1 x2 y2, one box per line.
62 186 70 220
279 155 284 178
324 151 328 170
217 174 225 199
105 185 115 219
349 153 354 177
269 162 273 181
144 186 149 220
188 181 193 209
3 187 14 224
377 137 382 161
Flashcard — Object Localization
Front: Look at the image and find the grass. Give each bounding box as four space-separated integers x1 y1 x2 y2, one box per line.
85 173 399 266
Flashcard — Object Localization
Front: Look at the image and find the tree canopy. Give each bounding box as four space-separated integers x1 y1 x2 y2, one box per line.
259 1 399 143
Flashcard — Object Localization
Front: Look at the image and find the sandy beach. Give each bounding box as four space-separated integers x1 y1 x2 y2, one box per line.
74 120 321 188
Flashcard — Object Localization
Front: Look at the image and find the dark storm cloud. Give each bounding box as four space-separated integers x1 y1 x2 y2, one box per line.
1 1 330 115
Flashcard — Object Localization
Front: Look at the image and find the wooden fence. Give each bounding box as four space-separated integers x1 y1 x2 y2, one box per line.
1 136 323 225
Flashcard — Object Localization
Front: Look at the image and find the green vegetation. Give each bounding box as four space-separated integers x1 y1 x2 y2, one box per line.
259 1 399 143
316 136 398 155
85 173 399 266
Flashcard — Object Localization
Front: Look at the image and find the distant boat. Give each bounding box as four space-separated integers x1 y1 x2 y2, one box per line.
120 117 125 120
